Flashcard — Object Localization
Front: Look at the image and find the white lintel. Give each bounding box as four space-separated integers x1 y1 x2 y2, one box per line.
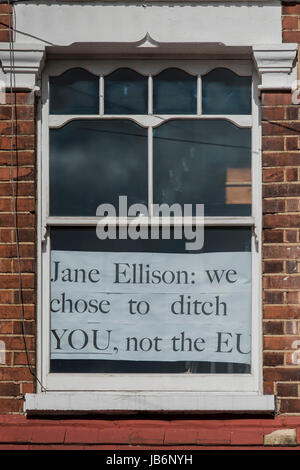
253 44 298 90
0 42 45 90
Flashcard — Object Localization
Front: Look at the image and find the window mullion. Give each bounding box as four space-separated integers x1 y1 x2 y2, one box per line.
100 75 104 115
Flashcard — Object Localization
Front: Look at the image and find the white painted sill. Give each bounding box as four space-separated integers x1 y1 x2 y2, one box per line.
24 392 275 415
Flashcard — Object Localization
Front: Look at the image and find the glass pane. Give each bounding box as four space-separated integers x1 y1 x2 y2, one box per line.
50 226 251 374
50 68 99 115
153 68 197 114
202 68 251 115
104 68 148 114
50 120 148 216
153 119 251 216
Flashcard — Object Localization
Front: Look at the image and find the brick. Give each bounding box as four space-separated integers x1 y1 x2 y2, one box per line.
0 182 35 196
264 245 300 259
0 31 9 42
12 259 35 273
282 3 300 14
263 291 284 304
263 229 284 243
264 368 300 381
261 92 292 106
13 290 35 304
263 121 300 136
0 399 20 413
13 229 35 243
286 137 299 150
263 352 284 366
21 383 34 394
286 261 298 274
0 321 13 334
13 351 35 366
230 430 263 445
262 107 285 120
286 199 299 212
285 229 298 242
264 275 300 289
0 121 35 136
0 305 34 320
13 321 35 335
0 291 13 303
0 4 13 13
0 259 12 273
263 199 285 213
0 336 35 351
263 321 284 335
282 16 299 29
283 31 300 42
64 427 101 444
263 261 284 273
262 137 284 151
263 153 300 167
286 168 298 181
0 274 34 289
264 214 300 228
264 336 300 350
286 106 299 120
0 383 20 397
263 168 284 182
280 400 300 414
286 291 299 304
0 151 35 166
277 383 298 397
264 382 275 395
0 367 33 382
31 427 66 444
0 229 12 242
0 136 35 151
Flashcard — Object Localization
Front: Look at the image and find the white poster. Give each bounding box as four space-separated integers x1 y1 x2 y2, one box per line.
50 251 251 364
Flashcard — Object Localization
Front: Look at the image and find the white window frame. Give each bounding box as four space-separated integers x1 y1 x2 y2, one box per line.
37 58 263 397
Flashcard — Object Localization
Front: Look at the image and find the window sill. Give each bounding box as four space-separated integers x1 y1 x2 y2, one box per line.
24 392 275 415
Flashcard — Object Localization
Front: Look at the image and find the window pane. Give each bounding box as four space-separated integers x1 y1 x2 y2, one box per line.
50 120 148 216
50 68 99 115
50 226 251 374
202 68 251 115
104 68 148 114
153 68 197 114
153 119 251 216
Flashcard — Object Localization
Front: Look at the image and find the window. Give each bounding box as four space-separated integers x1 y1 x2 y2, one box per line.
39 60 261 395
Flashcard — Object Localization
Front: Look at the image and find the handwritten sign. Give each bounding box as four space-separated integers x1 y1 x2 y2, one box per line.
50 251 251 364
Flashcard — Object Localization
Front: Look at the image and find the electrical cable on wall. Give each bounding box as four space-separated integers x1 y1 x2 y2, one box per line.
7 0 46 392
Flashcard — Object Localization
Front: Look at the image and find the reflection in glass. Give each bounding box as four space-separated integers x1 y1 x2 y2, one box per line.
202 68 251 115
153 68 197 115
104 68 148 114
50 120 148 216
50 68 99 115
153 119 251 216
50 226 251 374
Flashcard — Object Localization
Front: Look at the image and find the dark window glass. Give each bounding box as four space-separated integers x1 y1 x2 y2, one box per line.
202 68 251 115
104 68 148 114
50 120 148 216
153 68 197 115
50 68 99 115
153 119 251 216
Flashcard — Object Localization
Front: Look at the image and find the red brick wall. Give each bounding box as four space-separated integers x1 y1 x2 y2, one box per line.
0 89 36 414
0 3 12 42
260 1 300 414
262 91 300 413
